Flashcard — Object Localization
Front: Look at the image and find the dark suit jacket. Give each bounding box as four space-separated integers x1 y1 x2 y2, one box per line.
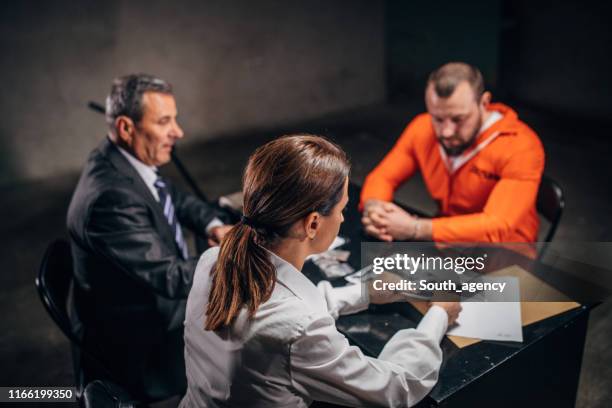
67 137 223 398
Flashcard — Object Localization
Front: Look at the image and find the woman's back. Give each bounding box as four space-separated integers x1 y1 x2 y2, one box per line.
182 247 325 407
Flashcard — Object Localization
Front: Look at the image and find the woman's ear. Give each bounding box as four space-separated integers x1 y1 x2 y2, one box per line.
304 212 321 240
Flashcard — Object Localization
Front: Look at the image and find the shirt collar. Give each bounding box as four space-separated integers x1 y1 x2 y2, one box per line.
440 110 504 174
115 143 160 199
266 249 328 313
480 110 503 134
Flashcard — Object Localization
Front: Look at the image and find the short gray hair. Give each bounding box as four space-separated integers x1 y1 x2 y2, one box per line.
105 73 173 128
427 62 484 100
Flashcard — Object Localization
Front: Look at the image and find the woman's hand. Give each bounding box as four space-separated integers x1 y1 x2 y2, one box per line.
430 302 462 326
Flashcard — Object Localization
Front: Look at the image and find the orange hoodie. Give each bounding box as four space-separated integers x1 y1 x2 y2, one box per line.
360 103 545 243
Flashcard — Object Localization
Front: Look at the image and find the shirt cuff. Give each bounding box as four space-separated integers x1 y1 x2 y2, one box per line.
317 281 369 319
416 305 448 343
205 217 224 235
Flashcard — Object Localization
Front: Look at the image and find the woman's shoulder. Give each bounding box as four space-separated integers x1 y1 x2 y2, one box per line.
191 247 221 290
199 246 221 269
200 246 221 263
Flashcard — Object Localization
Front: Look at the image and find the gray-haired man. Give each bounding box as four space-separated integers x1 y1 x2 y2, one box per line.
67 74 231 399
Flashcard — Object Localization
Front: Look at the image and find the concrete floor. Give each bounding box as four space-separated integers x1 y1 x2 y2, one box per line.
1 101 610 407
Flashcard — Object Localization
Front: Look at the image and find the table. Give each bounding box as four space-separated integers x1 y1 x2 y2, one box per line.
303 184 592 407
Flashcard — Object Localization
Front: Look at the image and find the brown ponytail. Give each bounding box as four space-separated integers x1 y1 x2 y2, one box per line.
205 134 349 331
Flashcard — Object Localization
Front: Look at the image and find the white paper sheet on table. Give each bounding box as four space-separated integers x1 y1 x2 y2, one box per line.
328 236 346 250
307 236 347 260
447 277 523 342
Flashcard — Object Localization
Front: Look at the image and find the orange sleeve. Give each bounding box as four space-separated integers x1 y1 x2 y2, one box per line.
359 117 423 209
432 137 545 242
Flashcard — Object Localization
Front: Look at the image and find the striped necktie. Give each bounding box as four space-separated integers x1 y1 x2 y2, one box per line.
154 176 189 259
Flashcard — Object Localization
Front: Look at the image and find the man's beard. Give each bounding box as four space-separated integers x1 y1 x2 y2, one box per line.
440 116 482 157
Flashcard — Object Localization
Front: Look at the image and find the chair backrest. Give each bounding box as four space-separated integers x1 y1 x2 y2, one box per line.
536 175 565 243
36 238 83 346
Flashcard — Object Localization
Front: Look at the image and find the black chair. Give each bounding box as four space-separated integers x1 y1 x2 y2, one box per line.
36 239 109 397
36 239 81 345
81 380 140 408
37 239 184 404
536 175 565 258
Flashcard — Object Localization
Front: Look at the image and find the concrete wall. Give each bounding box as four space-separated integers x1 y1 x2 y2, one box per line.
0 0 385 185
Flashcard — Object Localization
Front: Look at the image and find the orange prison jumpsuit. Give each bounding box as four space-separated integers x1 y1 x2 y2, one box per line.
360 103 545 243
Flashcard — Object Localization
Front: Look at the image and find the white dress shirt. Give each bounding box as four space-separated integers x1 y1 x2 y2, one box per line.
180 247 449 408
115 142 223 234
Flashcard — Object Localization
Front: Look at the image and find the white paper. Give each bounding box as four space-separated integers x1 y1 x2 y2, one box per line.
307 236 347 261
328 236 346 251
447 277 523 342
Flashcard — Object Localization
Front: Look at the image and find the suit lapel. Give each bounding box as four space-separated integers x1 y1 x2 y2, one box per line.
98 138 179 251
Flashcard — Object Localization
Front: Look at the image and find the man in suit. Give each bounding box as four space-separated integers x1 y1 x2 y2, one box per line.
67 74 232 400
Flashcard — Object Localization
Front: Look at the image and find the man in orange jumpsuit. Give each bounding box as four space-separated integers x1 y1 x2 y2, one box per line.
361 62 545 243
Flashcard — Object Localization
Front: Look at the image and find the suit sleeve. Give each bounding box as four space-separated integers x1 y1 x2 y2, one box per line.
360 118 422 209
85 188 198 299
432 140 545 242
168 184 228 235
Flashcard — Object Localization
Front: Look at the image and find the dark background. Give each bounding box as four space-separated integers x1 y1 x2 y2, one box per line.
1 0 611 407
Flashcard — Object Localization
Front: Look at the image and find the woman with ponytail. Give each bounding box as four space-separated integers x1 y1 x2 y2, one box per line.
180 135 461 408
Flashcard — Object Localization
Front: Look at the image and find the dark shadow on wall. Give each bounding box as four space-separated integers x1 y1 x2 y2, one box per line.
385 0 502 101
498 0 612 122
386 0 612 123
0 131 20 186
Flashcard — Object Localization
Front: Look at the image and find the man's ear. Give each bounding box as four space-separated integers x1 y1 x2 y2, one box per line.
115 116 135 145
304 212 321 240
480 91 492 110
